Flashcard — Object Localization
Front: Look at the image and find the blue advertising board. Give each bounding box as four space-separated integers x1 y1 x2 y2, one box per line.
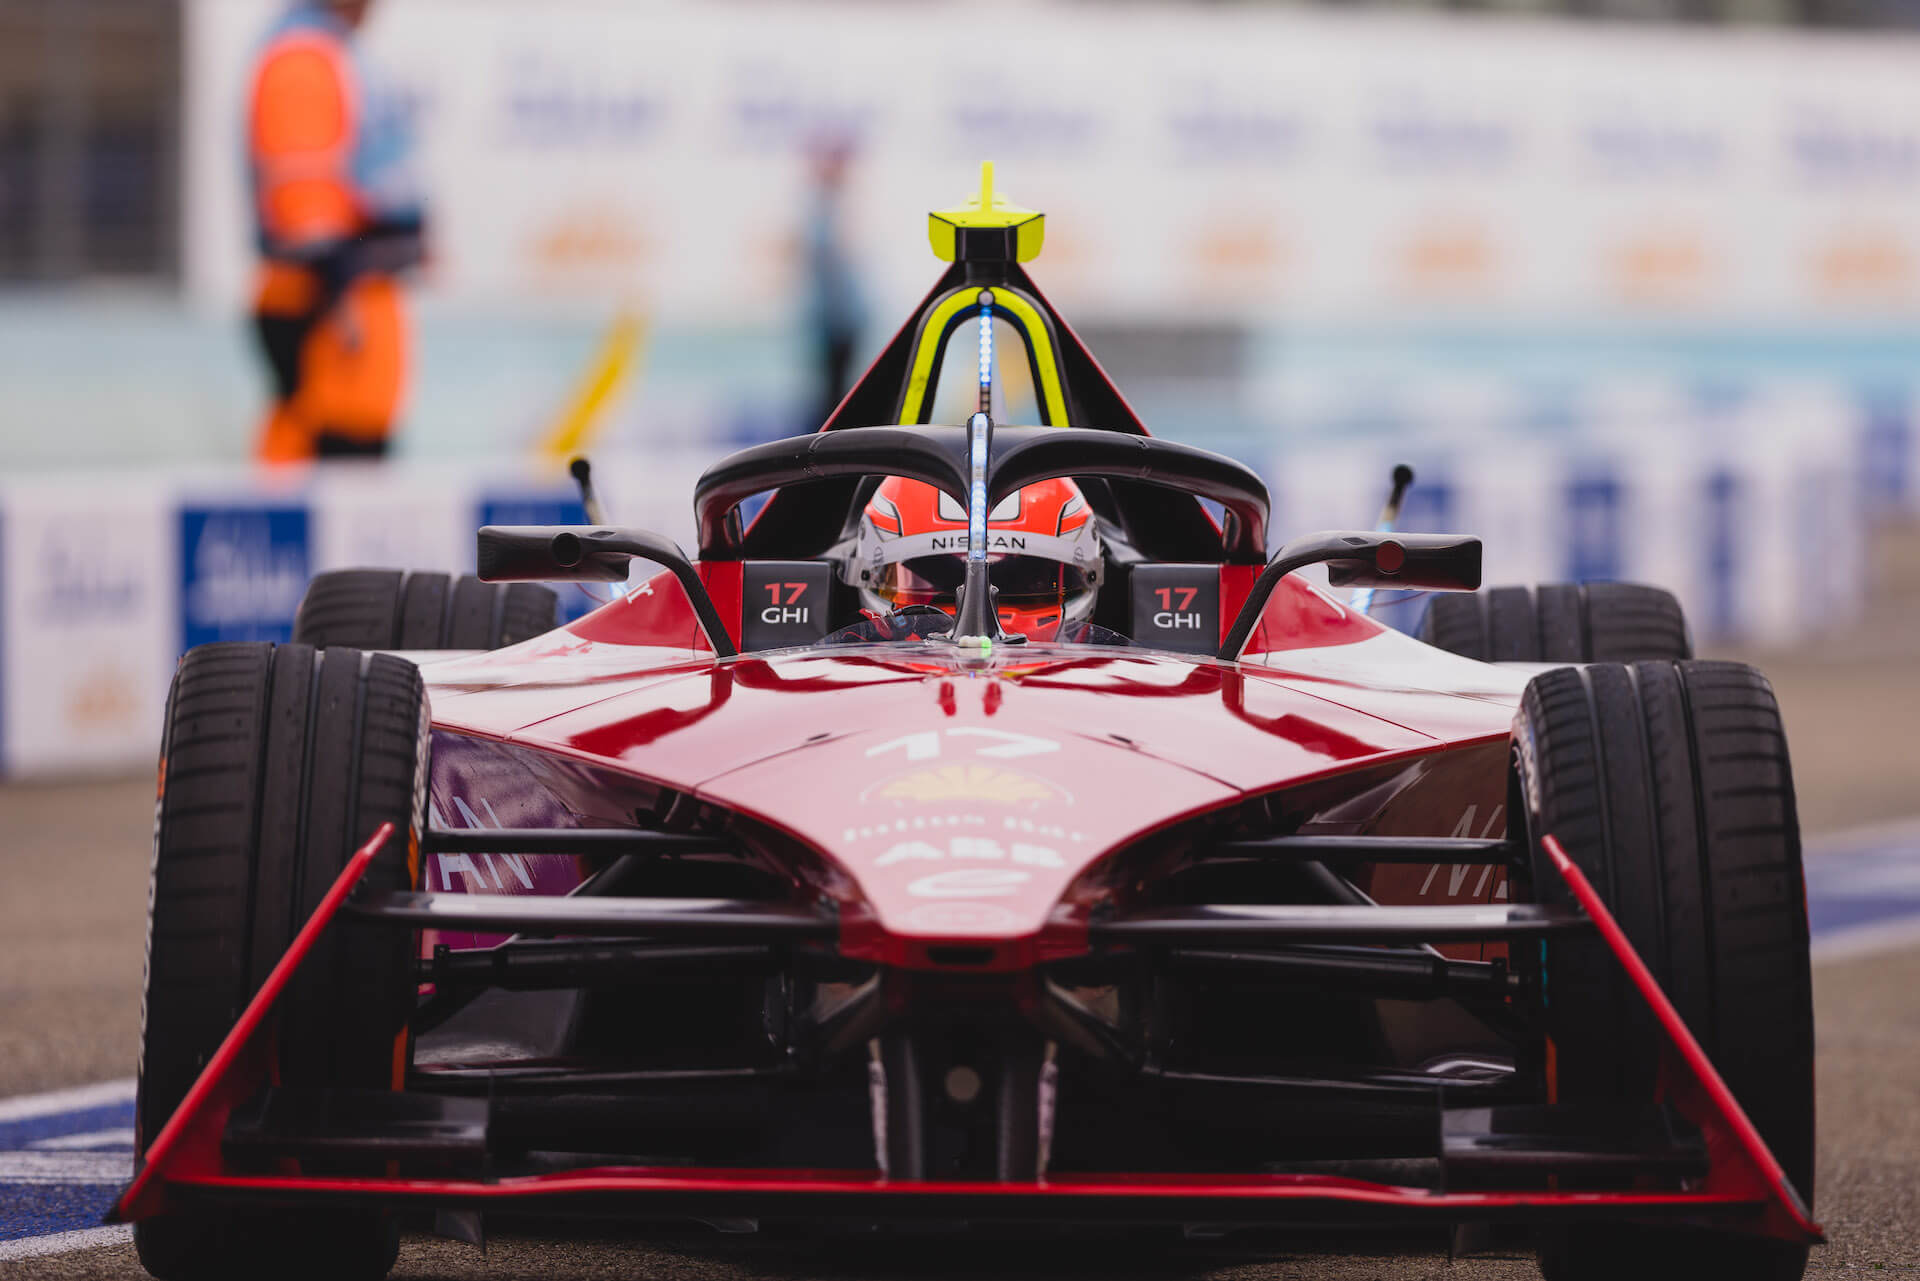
477 493 599 622
1859 389 1911 513
1701 469 1739 639
178 505 310 653
1564 469 1623 583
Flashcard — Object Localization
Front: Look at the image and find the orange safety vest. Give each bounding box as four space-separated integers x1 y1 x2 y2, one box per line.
248 5 415 459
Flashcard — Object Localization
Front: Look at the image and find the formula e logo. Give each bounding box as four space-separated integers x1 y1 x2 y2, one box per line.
179 506 309 650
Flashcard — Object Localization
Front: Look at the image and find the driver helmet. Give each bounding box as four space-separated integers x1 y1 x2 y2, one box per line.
845 476 1103 640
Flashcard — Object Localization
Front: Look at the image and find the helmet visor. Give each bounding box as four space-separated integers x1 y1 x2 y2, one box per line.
874 554 1093 610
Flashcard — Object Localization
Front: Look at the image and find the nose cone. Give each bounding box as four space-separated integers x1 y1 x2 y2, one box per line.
701 713 1235 968
687 651 1431 968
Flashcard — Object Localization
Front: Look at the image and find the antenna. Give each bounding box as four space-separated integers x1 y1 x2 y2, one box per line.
948 410 1017 647
1350 464 1416 618
977 288 995 417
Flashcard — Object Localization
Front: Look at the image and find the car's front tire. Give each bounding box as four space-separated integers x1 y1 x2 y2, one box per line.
135 642 427 1280
1512 660 1813 1281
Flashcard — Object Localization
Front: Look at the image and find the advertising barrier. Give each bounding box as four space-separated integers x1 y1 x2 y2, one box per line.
183 0 1920 327
0 431 1864 779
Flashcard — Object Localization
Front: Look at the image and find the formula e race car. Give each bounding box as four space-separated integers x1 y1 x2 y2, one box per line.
118 170 1819 1281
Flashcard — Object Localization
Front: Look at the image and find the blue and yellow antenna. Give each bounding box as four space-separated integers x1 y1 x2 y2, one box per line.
929 161 1045 263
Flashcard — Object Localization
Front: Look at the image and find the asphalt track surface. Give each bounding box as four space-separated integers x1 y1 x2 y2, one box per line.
2 776 1916 1279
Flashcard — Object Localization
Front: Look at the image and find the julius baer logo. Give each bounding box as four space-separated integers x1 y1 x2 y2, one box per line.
180 506 310 649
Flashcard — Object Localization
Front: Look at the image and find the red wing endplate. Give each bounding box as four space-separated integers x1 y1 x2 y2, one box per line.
1538 833 1822 1244
110 823 397 1224
114 824 1817 1242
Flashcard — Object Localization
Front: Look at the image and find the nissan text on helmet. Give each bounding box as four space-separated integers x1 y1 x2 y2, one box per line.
844 475 1101 641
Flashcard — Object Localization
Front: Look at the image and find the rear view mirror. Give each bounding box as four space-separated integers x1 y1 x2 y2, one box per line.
1219 530 1482 660
476 526 738 657
1320 532 1482 593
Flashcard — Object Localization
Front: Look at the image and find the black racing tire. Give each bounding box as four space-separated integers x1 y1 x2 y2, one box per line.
1512 661 1813 1281
134 642 429 1281
293 569 557 651
1419 582 1690 663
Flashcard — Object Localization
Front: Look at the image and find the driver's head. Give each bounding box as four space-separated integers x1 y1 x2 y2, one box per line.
845 476 1102 640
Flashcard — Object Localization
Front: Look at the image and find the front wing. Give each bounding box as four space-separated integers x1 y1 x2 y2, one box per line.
110 825 1819 1243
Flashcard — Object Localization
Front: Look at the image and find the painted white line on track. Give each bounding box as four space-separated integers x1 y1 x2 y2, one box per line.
30 1128 137 1150
0 1225 132 1262
0 1078 135 1124
0 1150 132 1183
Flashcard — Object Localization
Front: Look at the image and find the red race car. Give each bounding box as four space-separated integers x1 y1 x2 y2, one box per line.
119 172 1818 1281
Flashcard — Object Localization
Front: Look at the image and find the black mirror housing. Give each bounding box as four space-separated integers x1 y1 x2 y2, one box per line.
1320 532 1482 593
476 526 738 657
1218 530 1483 660
478 526 635 583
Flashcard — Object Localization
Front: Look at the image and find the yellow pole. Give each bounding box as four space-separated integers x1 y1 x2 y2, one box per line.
536 308 647 462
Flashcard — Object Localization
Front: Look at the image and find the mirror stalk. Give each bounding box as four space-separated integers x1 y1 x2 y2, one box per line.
477 525 738 658
1218 530 1481 661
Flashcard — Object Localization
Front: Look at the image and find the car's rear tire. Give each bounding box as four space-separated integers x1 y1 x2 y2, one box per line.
134 642 428 1281
293 569 557 651
1512 661 1813 1281
1420 582 1690 663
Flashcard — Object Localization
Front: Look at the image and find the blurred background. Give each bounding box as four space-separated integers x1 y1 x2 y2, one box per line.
3 5 1919 1272
0 0 1916 790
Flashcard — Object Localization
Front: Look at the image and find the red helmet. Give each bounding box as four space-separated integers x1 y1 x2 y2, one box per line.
843 476 1103 640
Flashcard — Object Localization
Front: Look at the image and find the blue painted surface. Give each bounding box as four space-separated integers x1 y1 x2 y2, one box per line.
1803 831 1920 940
1 824 1914 1253
0 1101 134 1243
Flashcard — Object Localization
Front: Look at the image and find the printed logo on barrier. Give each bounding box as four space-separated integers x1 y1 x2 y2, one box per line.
501 52 663 147
478 494 593 621
1565 471 1623 584
4 495 170 772
728 69 874 152
1789 109 1920 187
1580 115 1723 181
1371 94 1513 173
1166 84 1306 165
179 505 309 651
33 525 144 625
949 83 1096 155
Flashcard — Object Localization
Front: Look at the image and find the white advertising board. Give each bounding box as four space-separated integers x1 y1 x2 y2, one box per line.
185 0 1920 325
0 483 176 777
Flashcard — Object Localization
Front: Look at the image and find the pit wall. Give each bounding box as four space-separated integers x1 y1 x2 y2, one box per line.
0 418 1883 779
